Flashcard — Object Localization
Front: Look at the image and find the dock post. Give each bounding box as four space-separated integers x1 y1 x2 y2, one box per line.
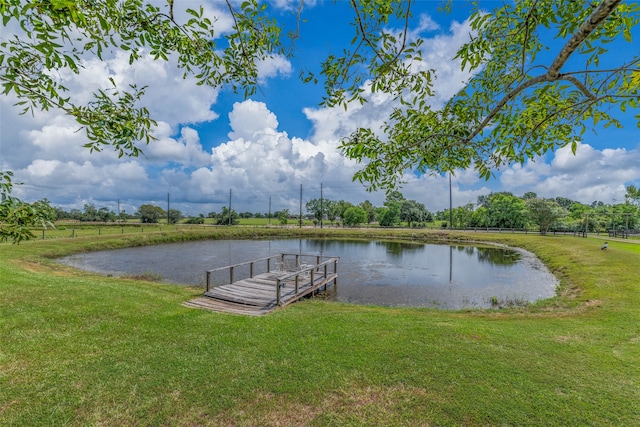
229 266 234 284
250 262 254 278
206 271 211 292
324 264 328 290
276 279 281 305
310 269 315 298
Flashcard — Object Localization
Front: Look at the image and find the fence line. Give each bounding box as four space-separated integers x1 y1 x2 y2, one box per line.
31 221 640 241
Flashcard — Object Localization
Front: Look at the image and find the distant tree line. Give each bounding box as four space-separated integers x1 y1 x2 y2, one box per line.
305 190 432 228
436 190 640 234
48 186 640 233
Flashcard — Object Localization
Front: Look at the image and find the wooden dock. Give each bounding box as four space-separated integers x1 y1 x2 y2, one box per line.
183 254 338 316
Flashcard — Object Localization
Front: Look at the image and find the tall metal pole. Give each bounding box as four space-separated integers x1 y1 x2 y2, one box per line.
299 184 303 228
626 213 629 238
449 172 453 230
167 193 170 224
585 213 589 238
320 182 323 229
228 189 232 226
268 195 271 227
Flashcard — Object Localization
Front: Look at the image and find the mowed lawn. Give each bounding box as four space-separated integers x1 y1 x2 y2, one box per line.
1 228 638 426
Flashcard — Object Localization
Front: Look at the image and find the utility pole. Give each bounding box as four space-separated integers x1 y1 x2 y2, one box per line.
268 195 271 227
320 182 323 229
167 193 170 224
625 212 629 238
584 213 589 238
449 172 453 230
228 189 232 226
299 184 303 229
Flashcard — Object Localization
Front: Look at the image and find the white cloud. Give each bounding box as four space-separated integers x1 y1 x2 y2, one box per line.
418 14 441 32
416 19 476 105
257 55 293 83
228 100 280 140
180 100 372 211
13 159 150 206
142 124 211 166
501 142 640 203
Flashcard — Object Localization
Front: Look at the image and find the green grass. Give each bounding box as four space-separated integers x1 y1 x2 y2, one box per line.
38 220 315 238
237 217 314 226
1 228 639 426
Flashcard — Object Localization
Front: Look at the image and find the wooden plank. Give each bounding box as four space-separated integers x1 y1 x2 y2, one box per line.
205 291 272 306
213 285 273 298
182 297 273 316
210 289 275 304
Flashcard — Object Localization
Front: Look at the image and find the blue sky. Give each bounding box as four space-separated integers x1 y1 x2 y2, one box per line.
1 0 639 216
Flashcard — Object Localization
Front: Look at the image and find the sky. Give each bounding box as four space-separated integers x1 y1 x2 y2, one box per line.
1 0 639 217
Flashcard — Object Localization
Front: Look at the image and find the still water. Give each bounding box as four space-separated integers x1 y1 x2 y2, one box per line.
59 238 557 309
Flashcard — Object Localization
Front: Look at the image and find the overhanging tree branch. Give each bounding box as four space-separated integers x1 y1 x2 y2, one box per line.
463 0 623 145
547 0 623 79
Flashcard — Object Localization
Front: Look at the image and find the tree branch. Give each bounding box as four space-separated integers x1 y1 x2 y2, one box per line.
547 0 622 79
463 0 622 145
349 0 412 78
350 0 388 66
560 74 597 100
521 0 541 75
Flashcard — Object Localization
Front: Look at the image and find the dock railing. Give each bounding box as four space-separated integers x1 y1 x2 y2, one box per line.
206 254 339 306
275 256 339 305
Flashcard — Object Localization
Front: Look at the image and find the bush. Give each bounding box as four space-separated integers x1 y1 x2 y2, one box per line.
184 217 205 224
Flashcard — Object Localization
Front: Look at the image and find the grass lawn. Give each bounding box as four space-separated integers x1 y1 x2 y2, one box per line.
40 220 316 238
1 228 638 426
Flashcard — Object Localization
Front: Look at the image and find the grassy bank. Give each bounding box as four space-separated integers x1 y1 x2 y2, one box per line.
1 229 639 426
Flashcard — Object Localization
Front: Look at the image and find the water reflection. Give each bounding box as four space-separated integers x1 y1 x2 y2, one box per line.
475 246 521 265
375 240 424 257
58 238 557 310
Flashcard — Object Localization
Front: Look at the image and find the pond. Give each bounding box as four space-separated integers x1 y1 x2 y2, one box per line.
58 238 557 309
